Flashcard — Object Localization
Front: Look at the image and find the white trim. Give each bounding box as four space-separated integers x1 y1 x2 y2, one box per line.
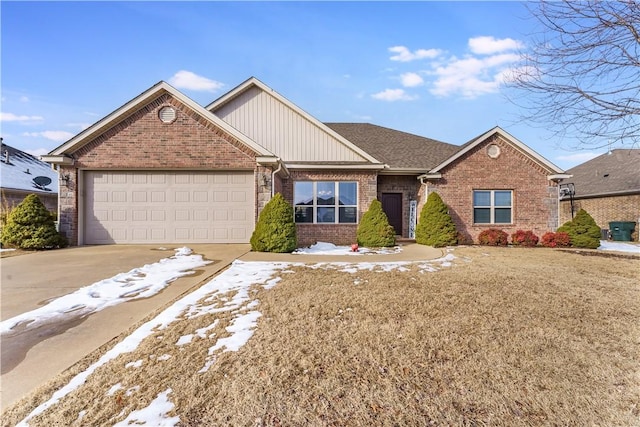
293 181 358 224
48 81 274 158
207 77 382 164
429 127 564 174
548 174 573 181
41 155 74 165
286 163 386 170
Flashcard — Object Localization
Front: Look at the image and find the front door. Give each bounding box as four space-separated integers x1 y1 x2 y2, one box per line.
381 193 402 236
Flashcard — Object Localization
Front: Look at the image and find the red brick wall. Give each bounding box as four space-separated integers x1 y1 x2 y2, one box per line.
282 170 378 246
60 93 260 245
425 134 559 244
560 194 640 241
377 175 421 238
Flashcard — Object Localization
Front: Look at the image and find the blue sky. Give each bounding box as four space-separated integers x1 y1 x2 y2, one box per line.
1 1 604 169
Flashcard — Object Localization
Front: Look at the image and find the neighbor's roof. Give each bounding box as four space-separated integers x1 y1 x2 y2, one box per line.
563 149 640 198
325 123 459 171
0 142 58 194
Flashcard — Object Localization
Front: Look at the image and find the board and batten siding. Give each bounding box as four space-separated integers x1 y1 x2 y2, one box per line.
213 86 369 163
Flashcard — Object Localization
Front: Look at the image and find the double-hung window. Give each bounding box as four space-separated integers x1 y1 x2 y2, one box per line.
294 181 358 224
473 190 512 224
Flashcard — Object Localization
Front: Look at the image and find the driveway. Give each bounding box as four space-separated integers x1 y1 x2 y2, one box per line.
0 244 250 411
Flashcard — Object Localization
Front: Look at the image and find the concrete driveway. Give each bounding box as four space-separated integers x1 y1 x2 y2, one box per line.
0 244 250 412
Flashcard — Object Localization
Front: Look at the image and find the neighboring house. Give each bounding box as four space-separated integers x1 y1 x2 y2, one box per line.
42 77 569 246
1 140 58 212
559 149 640 241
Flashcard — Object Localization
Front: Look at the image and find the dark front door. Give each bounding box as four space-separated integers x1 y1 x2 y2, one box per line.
381 193 402 236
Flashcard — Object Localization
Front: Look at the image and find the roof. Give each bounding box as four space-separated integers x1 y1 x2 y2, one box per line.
429 126 564 174
44 81 275 162
325 123 459 170
563 149 640 198
0 142 58 194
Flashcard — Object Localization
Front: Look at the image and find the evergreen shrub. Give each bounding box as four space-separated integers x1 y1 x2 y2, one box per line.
511 230 539 247
356 199 396 247
477 228 509 246
415 192 457 247
557 209 601 249
250 193 297 253
0 194 68 250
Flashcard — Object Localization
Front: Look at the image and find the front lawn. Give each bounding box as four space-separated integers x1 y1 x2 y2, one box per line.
3 246 639 426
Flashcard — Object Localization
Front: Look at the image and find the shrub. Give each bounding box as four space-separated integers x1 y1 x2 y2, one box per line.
356 199 396 247
541 231 571 248
0 194 68 250
511 230 539 247
415 192 458 247
557 209 601 249
250 193 297 253
477 228 509 246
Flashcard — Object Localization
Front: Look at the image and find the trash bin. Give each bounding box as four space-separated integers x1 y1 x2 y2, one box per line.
609 221 636 241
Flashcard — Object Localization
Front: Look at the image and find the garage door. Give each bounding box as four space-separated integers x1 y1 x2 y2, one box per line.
84 171 254 244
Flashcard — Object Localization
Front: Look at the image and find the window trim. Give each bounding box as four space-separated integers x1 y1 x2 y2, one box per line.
473 190 513 224
294 181 358 224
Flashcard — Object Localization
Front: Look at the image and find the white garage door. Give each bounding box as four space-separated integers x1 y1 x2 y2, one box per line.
84 171 254 244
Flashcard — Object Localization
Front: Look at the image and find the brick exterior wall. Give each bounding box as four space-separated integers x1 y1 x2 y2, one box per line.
377 175 421 238
1 190 57 212
424 134 559 244
59 93 260 245
560 194 640 241
281 170 378 247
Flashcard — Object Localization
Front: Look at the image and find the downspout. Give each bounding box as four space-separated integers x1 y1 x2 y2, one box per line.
271 161 283 197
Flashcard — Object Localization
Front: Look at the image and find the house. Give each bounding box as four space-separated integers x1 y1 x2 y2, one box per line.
1 139 58 212
559 149 640 241
42 77 568 246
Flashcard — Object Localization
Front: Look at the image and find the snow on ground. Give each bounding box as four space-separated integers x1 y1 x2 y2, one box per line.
293 241 401 255
598 240 640 254
1 247 211 336
0 248 16 252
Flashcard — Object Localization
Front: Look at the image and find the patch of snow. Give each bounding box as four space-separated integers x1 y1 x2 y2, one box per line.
107 383 123 396
293 242 401 255
175 335 193 346
598 240 640 254
1 247 211 335
0 248 16 253
157 354 171 361
125 360 143 369
112 389 179 427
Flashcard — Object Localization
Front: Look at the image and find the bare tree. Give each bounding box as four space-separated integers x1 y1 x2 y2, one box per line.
507 1 640 149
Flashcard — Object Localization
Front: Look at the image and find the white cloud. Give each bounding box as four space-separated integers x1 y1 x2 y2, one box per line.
66 122 92 131
468 36 523 55
25 147 51 157
371 89 418 102
400 72 424 87
169 70 224 92
23 130 75 142
389 46 441 62
0 112 44 122
555 152 603 163
20 96 30 103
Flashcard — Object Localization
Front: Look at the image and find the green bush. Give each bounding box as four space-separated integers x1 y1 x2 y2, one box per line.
250 193 297 253
356 199 396 247
415 192 457 247
0 194 67 250
557 209 601 249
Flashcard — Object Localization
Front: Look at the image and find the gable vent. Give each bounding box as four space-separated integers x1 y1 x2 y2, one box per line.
159 106 176 123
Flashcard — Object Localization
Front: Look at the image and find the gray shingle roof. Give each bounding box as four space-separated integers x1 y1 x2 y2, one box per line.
1 142 58 194
325 123 459 170
564 149 640 197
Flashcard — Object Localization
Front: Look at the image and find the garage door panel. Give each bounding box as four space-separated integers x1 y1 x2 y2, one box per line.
85 171 254 244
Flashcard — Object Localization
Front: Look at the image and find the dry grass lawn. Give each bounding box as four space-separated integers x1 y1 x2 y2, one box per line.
3 246 640 426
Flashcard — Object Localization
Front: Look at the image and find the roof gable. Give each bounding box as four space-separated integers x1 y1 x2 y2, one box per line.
207 77 380 164
430 126 564 174
45 81 274 161
564 149 640 197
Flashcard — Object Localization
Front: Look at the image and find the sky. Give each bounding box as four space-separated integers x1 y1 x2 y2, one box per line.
0 1 609 170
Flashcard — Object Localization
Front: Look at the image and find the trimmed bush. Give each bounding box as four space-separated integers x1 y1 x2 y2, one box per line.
511 230 539 247
250 193 297 253
356 199 396 247
557 209 601 249
541 231 571 248
0 194 67 250
415 192 458 247
477 228 509 246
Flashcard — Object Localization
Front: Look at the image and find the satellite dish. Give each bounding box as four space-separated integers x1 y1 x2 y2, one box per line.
33 176 52 190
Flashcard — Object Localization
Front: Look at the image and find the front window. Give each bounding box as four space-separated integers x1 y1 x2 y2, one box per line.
473 190 512 224
294 181 357 224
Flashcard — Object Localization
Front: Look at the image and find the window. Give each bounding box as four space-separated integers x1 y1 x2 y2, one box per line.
473 190 512 224
294 181 357 224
